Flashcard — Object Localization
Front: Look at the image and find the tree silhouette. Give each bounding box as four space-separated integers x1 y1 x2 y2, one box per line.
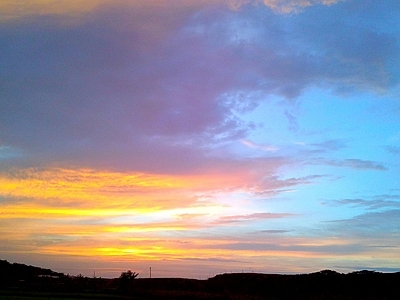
119 270 139 293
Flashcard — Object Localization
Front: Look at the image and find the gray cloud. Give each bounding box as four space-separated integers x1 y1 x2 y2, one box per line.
332 196 400 211
310 139 347 152
318 158 387 171
0 0 399 174
386 146 400 155
326 209 400 239
284 110 298 131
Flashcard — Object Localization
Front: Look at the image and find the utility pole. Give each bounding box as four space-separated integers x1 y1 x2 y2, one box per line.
150 267 152 279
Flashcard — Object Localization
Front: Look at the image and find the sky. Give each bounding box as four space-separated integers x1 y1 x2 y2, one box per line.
1 0 400 279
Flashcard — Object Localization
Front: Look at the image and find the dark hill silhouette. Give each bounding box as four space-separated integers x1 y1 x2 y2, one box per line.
205 271 400 299
0 259 63 282
1 259 400 299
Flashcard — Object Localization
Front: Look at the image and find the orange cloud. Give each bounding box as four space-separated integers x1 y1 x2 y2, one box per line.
0 168 209 210
0 165 284 210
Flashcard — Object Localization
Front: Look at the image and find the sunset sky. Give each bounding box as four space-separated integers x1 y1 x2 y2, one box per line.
1 0 400 278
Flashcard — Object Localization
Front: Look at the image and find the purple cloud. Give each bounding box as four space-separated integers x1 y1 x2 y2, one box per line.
0 0 399 175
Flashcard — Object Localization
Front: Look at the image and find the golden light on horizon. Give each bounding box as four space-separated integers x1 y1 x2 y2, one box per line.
3 166 376 267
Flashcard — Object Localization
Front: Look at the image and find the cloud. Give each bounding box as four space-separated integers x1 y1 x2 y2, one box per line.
0 3 254 171
253 229 292 234
252 174 324 196
0 163 314 219
208 241 366 255
326 209 400 239
331 197 400 211
317 159 387 171
229 0 342 13
284 110 298 131
241 139 279 151
386 146 400 155
1 0 399 176
175 213 208 220
310 139 347 152
217 212 295 223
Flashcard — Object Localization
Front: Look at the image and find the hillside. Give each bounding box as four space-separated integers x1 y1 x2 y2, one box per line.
0 260 64 281
1 260 400 299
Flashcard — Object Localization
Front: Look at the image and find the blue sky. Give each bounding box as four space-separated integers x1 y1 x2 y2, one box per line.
0 0 400 278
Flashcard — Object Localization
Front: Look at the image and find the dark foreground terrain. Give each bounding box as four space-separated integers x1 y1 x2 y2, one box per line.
1 260 399 299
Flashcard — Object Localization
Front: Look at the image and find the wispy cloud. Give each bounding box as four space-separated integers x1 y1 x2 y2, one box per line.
318 159 387 171
229 0 343 13
386 146 400 155
241 139 279 151
253 229 292 234
326 209 400 239
284 110 298 131
331 197 400 211
216 212 295 224
310 140 347 152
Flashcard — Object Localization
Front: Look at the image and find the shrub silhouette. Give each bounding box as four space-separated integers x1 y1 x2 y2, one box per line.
119 270 139 293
